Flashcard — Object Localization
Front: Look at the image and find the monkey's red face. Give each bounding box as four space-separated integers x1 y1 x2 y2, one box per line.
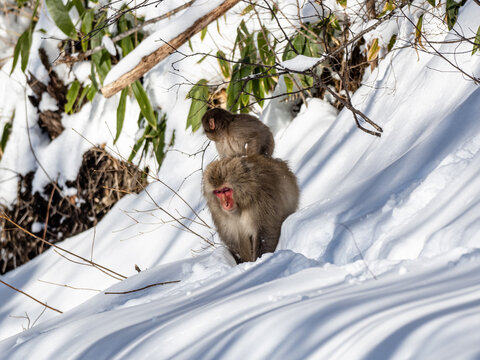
209 118 216 130
213 187 235 212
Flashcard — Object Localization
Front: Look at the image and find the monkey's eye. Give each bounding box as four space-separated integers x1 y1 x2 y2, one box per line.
213 187 232 197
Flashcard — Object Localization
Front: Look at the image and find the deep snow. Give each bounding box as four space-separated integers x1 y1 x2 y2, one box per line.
0 0 479 358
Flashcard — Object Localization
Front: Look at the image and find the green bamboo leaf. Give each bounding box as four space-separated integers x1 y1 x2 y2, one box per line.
472 25 480 55
217 50 231 78
186 79 208 132
45 0 78 39
128 131 147 162
65 80 80 114
300 75 313 88
153 115 167 166
71 0 85 16
91 29 110 83
11 31 26 74
115 88 128 144
257 29 269 64
284 76 294 94
75 84 89 112
239 62 252 107
20 29 32 72
81 10 94 52
227 63 243 112
200 27 207 41
252 77 264 107
0 122 12 154
387 34 397 52
293 34 306 55
87 84 97 101
241 3 255 15
132 81 157 130
426 0 435 6
415 14 424 49
118 15 134 55
197 53 209 64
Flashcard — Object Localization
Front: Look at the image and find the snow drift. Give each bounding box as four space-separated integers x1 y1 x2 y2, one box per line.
0 0 479 358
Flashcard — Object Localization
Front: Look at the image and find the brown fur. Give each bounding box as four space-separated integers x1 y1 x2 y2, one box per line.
202 108 275 158
203 155 299 263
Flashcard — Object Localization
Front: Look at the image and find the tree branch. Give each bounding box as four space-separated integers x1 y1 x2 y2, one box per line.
0 278 63 314
56 1 196 65
101 0 242 98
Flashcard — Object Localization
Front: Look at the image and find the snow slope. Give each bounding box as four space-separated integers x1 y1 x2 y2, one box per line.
0 0 479 358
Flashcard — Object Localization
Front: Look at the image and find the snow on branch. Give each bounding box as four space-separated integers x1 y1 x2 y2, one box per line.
100 0 242 98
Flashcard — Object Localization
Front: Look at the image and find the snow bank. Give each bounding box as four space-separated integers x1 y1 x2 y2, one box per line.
0 0 479 358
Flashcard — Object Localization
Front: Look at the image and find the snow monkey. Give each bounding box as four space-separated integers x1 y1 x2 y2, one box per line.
203 155 299 263
201 108 275 158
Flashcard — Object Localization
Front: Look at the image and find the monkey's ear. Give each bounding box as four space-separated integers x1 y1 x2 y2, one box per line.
209 118 215 130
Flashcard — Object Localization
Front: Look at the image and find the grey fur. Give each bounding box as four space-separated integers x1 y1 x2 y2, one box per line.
203 155 299 263
202 108 275 158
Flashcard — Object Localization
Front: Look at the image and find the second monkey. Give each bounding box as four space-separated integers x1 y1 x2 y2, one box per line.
202 108 274 158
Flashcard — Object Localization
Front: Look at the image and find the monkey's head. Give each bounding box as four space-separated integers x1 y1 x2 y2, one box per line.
203 157 259 214
201 108 232 138
213 185 236 212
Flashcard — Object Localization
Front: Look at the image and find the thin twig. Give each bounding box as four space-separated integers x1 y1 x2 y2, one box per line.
0 278 63 314
104 280 180 294
143 188 215 247
0 213 127 280
40 184 56 253
38 279 102 292
56 1 196 64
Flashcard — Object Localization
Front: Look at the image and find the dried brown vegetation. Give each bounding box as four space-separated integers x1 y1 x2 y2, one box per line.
0 146 147 274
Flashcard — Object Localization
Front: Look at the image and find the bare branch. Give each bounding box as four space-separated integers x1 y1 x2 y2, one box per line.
104 280 180 294
0 278 63 314
101 0 242 98
56 1 196 65
0 213 127 280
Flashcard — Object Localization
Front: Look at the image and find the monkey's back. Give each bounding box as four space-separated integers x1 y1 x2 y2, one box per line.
227 116 275 157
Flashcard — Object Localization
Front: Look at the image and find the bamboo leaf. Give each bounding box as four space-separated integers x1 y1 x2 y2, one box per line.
65 80 80 114
118 15 134 55
472 25 480 55
71 0 85 16
11 31 26 74
200 27 207 41
241 3 255 15
252 77 265 107
45 0 78 39
387 34 397 52
186 79 208 132
76 85 89 112
415 14 425 50
284 76 294 94
257 28 269 64
128 132 147 162
227 63 243 112
81 10 94 52
0 122 12 154
197 53 209 64
153 115 167 166
367 38 380 61
115 88 128 144
20 29 32 72
132 81 157 130
217 50 231 78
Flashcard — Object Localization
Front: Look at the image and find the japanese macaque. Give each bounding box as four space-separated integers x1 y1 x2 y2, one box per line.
203 155 299 263
202 108 275 158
